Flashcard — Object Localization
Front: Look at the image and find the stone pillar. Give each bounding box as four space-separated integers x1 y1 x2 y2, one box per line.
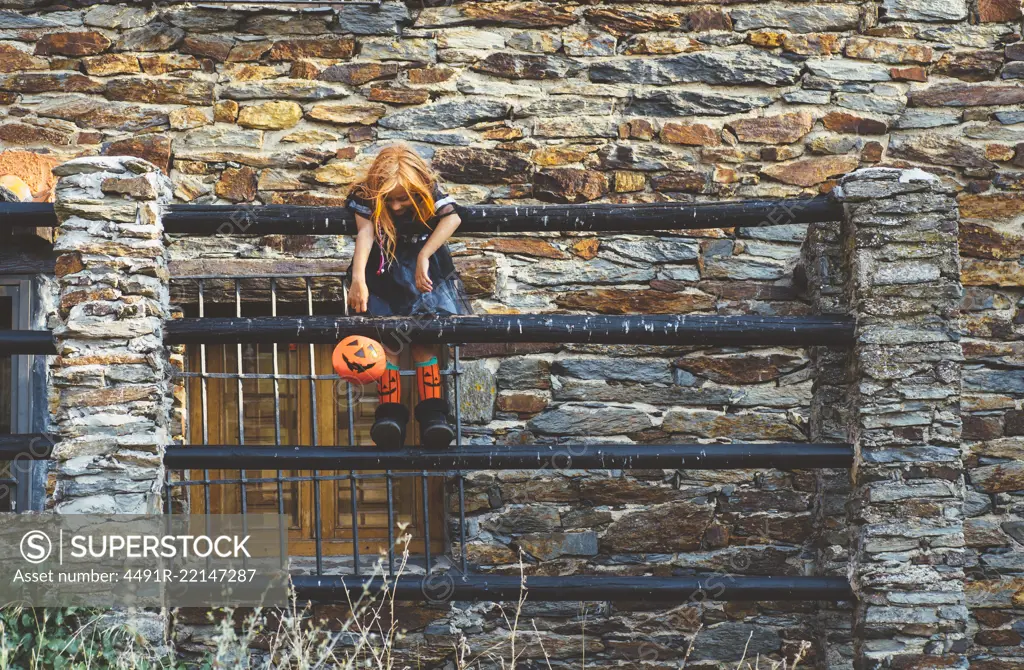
833 168 967 668
48 156 173 515
800 218 855 669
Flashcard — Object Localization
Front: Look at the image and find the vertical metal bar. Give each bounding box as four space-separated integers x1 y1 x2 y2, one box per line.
422 468 432 574
386 473 395 574
333 278 360 574
164 469 171 514
455 345 467 574
235 279 248 518
307 277 323 576
198 280 211 515
271 279 284 516
350 475 360 575
345 278 395 574
235 279 249 572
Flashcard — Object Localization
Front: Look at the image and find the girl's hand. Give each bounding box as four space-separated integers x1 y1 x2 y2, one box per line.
415 254 433 293
348 277 369 313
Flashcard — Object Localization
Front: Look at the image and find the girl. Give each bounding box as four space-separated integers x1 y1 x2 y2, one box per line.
344 143 473 450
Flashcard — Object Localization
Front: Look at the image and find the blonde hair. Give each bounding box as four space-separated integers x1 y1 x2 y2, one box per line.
348 143 443 270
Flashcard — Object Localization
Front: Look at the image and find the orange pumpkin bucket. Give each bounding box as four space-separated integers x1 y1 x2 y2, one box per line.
332 335 387 384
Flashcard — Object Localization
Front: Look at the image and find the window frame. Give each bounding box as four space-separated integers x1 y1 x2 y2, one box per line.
0 278 38 512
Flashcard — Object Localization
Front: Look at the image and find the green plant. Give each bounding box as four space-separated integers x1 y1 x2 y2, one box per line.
0 605 186 670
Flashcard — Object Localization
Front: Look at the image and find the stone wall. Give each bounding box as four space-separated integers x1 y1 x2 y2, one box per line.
4 0 1021 667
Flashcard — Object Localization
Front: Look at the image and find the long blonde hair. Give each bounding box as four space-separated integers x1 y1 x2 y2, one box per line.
348 143 443 270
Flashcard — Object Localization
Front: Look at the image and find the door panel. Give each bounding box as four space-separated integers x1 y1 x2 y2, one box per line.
184 343 445 557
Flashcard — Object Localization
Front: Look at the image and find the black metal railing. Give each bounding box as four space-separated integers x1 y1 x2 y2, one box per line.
0 197 843 236
1 195 856 602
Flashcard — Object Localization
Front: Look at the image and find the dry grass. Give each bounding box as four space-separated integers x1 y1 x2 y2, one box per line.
3 531 816 669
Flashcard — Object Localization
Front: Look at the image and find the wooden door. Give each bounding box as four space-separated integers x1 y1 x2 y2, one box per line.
184 343 445 557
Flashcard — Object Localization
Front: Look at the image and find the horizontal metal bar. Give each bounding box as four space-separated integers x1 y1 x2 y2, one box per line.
167 472 439 487
166 196 840 235
0 202 57 228
0 197 842 235
165 443 853 471
165 314 855 346
0 331 55 355
291 574 853 603
0 434 55 460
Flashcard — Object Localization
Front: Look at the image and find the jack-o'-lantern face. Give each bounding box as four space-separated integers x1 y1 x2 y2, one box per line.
332 335 387 385
417 362 442 400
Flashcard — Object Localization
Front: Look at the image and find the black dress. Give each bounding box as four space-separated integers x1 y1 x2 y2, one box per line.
344 182 474 317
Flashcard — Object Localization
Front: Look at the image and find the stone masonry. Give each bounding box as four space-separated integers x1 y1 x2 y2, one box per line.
834 168 968 668
48 155 173 515
0 0 1019 666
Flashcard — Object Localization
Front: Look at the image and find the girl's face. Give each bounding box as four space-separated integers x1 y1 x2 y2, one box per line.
385 186 413 214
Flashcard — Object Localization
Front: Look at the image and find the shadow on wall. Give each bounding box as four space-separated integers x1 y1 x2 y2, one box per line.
0 150 58 202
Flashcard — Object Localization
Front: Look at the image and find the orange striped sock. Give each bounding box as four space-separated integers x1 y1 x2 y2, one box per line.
415 356 442 401
377 361 401 404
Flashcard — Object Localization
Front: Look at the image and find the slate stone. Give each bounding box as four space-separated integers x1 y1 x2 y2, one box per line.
601 238 699 263
807 59 893 82
554 288 717 315
761 155 861 187
513 258 655 286
533 116 619 138
895 109 962 129
979 0 1023 21
473 51 585 79
534 168 609 202
728 111 814 144
432 147 530 183
783 90 832 104
378 99 510 130
663 408 806 440
601 499 715 552
731 5 861 33
964 369 1024 394
104 77 213 105
589 51 800 86
319 62 398 86
267 37 356 61
624 89 774 116
414 2 578 29
451 359 495 424
554 378 739 405
888 134 996 170
881 0 968 21
834 92 907 115
526 403 653 435
909 84 1024 107
83 5 153 29
496 358 551 390
934 50 1003 82
590 143 694 171
103 135 171 173
220 79 350 101
0 10 59 29
484 505 560 534
35 95 167 132
676 351 807 384
583 6 683 36
114 23 184 52
335 1 411 35
516 532 598 560
35 31 111 56
553 357 674 384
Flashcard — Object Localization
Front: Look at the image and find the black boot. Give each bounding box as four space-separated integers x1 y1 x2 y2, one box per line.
414 398 455 449
371 402 410 449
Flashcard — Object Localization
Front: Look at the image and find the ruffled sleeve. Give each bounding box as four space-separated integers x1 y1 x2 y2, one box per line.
432 182 457 219
345 189 374 219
